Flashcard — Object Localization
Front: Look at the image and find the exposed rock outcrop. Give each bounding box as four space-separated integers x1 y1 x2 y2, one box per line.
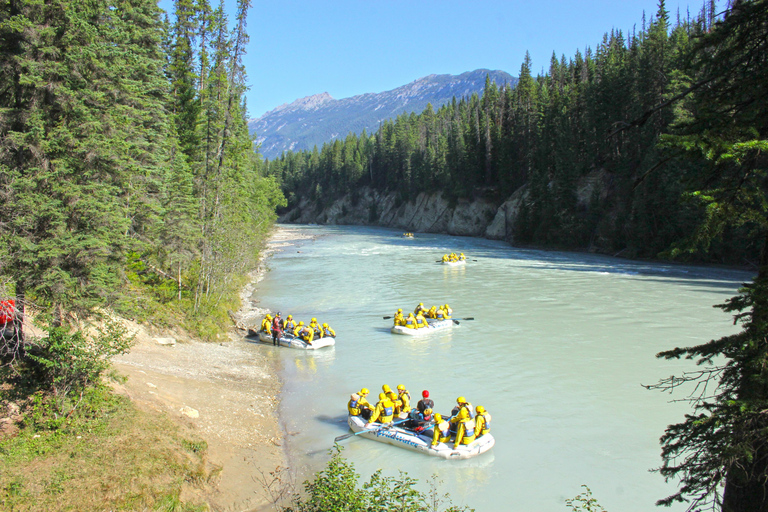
279 169 609 245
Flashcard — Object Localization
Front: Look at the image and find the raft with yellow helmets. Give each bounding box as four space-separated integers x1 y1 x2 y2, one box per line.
390 318 457 336
346 413 494 459
251 330 335 349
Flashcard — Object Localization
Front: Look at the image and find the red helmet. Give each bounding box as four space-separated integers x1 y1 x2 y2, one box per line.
422 390 429 398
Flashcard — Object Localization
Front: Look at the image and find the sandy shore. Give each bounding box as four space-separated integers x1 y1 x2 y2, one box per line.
113 225 311 511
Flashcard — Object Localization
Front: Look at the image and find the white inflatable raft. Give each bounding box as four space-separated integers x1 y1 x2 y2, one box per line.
391 318 457 336
247 329 335 350
346 415 494 459
442 259 466 266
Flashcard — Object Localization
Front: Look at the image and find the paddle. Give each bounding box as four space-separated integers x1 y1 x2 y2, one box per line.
334 418 408 442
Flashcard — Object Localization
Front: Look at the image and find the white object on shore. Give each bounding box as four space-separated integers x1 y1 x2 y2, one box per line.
154 337 176 346
346 415 494 459
180 406 199 418
391 319 457 336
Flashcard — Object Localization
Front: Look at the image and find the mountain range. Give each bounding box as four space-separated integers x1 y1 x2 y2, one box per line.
248 69 516 160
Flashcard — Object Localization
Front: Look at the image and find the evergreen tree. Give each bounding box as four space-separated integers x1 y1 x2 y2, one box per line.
645 1 768 509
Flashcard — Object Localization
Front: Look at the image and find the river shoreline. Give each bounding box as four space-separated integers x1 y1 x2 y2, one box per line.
111 226 310 511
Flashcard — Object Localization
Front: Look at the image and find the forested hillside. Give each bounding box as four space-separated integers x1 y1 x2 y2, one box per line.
0 0 283 341
265 1 755 266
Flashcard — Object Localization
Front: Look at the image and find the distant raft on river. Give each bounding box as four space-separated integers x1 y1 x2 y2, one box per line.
346 415 494 459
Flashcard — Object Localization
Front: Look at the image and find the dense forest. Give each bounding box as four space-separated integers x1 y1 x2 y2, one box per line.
264 0 756 266
0 0 283 341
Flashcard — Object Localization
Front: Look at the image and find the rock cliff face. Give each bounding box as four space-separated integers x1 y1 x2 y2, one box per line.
279 169 611 247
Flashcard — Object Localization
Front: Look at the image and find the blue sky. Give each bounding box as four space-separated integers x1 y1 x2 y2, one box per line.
157 0 718 119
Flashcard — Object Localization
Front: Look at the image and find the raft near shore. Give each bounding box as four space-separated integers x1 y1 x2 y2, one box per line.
346 415 494 459
246 329 335 350
391 318 457 336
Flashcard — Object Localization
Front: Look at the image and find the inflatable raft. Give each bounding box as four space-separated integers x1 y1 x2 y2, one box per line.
346 415 494 459
391 318 457 336
442 259 466 266
247 329 335 350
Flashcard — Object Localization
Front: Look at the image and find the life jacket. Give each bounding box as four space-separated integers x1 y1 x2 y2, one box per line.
436 420 451 439
459 419 477 444
382 401 394 419
477 413 491 435
272 318 282 332
462 403 475 419
418 398 434 413
323 327 334 337
284 320 296 331
436 309 445 319
348 394 361 415
405 316 416 328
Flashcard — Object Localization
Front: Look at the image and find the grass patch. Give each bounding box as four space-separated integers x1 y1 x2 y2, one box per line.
0 385 212 511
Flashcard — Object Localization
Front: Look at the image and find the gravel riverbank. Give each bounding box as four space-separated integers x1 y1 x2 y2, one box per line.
112 226 309 511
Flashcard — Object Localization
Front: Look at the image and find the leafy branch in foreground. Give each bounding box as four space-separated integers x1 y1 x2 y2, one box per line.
281 444 472 512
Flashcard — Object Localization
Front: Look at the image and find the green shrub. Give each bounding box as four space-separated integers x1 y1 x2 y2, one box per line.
283 445 472 512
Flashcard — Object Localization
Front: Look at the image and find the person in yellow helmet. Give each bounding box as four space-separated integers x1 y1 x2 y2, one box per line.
459 252 466 261
348 388 373 420
294 321 313 344
322 322 336 338
404 312 417 329
260 314 273 335
435 307 446 320
414 302 427 316
382 384 398 404
395 384 411 414
427 305 438 319
283 314 296 332
451 396 475 431
393 309 405 327
443 304 452 319
415 310 429 329
442 254 449 263
453 407 477 448
309 318 321 338
474 405 491 437
431 413 452 446
367 392 395 425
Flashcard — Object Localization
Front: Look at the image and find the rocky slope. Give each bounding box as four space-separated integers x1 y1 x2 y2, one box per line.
249 69 516 159
278 169 610 245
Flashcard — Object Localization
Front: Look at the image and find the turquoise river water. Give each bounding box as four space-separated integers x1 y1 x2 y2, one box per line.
245 224 752 512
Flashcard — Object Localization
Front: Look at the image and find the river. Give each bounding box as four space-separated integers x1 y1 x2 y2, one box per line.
246 224 751 512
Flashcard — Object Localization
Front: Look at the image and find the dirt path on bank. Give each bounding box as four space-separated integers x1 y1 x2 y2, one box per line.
112 226 312 512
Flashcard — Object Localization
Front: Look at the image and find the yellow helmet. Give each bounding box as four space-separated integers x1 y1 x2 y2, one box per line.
311 317 317 322
360 388 369 395
424 408 433 415
379 393 386 400
397 384 405 391
298 321 304 325
382 384 391 393
458 408 469 420
287 314 292 319
266 314 272 319
434 413 442 422
476 405 486 414
457 396 466 404
323 323 328 328
397 308 402 313
445 304 450 309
